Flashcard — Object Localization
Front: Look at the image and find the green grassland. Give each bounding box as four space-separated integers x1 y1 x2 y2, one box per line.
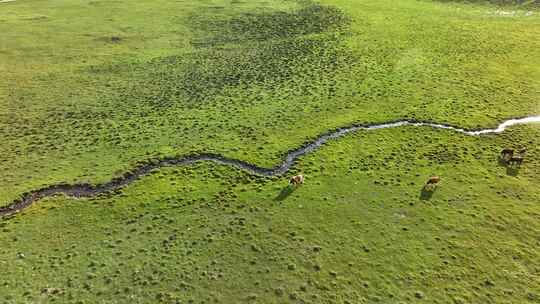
1 0 540 303
1 0 539 205
1 125 539 303
435 0 539 7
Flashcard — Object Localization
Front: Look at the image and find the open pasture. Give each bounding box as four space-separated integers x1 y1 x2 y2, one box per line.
1 125 540 303
1 0 539 205
1 0 540 303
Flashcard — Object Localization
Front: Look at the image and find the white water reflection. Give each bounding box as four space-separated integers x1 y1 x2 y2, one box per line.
360 115 540 136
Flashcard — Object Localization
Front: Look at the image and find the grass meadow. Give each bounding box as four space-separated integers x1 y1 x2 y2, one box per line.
2 126 539 303
1 0 539 205
1 0 539 303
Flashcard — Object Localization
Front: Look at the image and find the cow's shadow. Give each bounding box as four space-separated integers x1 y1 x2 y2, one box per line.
498 156 521 176
506 165 520 176
419 186 435 201
274 185 296 201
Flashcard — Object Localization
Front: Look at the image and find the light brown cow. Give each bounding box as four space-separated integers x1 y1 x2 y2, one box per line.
289 174 305 186
424 176 441 191
427 176 440 184
500 148 514 161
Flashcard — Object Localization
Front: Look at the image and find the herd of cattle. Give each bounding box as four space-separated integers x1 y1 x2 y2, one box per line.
288 147 528 192
500 147 526 166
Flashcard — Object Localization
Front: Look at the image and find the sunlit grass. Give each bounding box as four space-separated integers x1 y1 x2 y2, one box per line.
1 125 539 302
1 0 539 302
1 0 539 205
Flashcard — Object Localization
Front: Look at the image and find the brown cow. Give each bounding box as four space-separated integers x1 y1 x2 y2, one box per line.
424 176 441 191
427 176 440 184
289 174 305 186
500 148 514 161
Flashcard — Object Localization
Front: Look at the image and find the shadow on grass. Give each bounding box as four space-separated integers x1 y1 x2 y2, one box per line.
274 185 296 201
419 186 435 200
497 156 508 167
498 156 521 176
506 166 520 176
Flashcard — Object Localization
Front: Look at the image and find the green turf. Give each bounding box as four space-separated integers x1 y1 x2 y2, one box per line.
1 0 540 302
1 125 539 303
434 0 539 7
1 0 539 205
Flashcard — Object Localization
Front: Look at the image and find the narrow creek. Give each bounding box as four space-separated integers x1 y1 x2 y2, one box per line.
2 115 539 217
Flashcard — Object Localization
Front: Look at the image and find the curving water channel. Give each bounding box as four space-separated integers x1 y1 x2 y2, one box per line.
1 115 539 217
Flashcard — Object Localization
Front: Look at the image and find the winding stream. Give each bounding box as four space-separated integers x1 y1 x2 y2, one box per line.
2 115 539 217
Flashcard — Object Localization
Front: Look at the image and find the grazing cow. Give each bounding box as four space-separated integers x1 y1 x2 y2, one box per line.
289 174 305 186
500 148 514 161
507 156 524 166
424 176 440 191
427 176 441 185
